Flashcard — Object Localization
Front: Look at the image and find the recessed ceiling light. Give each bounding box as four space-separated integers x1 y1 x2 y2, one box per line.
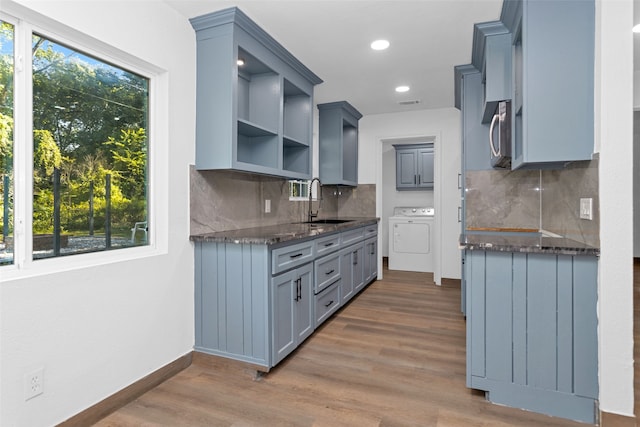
237 58 245 66
634 24 640 33
395 85 410 93
371 39 390 50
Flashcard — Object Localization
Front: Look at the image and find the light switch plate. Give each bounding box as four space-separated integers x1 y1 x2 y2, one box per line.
265 199 271 213
580 198 593 220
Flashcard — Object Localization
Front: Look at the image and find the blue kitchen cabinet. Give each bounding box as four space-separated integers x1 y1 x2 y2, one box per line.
318 101 363 186
272 262 314 365
362 235 378 286
454 67 492 173
194 242 271 368
470 21 512 124
393 144 434 190
340 243 364 304
465 249 598 423
190 8 322 179
194 221 379 371
501 0 594 169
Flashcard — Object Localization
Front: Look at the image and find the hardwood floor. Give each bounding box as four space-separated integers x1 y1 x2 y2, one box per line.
95 264 595 426
635 258 640 423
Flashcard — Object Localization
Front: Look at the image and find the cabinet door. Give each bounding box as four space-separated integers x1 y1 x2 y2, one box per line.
396 149 418 188
272 263 314 365
295 263 314 344
417 147 434 188
462 71 492 171
363 237 377 285
340 248 354 303
482 32 512 123
352 243 365 292
272 269 296 364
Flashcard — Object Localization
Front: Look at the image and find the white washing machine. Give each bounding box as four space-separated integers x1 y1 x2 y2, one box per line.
388 207 434 272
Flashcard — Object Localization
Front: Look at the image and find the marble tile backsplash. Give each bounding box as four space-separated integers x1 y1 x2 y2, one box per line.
190 166 376 235
465 156 599 247
541 156 599 248
465 169 541 230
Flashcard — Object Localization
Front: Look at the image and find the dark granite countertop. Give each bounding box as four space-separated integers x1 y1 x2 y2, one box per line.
460 231 599 256
190 217 379 245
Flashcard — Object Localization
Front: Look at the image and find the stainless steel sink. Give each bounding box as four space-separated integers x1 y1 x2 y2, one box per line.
304 219 353 224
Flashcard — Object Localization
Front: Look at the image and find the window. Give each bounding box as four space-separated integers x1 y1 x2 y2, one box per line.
288 180 321 202
1 15 150 267
288 180 309 201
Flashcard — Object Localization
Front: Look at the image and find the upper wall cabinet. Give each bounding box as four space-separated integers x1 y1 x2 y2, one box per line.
318 101 363 186
454 65 493 172
470 21 512 124
501 0 595 170
190 8 323 179
393 143 434 190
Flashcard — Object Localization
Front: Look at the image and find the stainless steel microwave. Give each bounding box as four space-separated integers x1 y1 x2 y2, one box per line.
489 100 511 169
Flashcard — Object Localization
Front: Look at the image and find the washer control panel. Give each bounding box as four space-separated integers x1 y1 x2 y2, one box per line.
392 207 435 217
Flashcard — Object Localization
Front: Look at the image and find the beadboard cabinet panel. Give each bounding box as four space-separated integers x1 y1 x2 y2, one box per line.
195 243 270 367
465 249 598 424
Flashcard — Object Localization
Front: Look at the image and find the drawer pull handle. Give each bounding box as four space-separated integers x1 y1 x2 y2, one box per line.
325 269 335 275
290 253 303 259
294 278 301 301
324 242 334 247
324 300 334 308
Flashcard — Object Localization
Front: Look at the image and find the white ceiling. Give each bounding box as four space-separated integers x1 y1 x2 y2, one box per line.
164 0 504 116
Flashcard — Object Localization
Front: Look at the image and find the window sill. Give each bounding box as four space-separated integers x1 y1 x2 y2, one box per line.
0 243 167 283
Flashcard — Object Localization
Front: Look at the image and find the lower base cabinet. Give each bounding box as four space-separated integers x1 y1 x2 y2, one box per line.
272 263 314 365
340 243 364 304
465 250 598 424
315 280 341 326
363 236 377 286
194 223 379 371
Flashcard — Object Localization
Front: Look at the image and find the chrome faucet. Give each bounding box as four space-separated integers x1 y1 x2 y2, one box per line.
308 177 322 223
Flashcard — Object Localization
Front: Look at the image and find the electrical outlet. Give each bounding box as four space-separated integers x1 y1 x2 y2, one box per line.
580 198 593 220
24 367 44 401
265 199 271 213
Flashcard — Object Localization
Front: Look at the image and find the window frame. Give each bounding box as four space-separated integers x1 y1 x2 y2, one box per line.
0 6 167 281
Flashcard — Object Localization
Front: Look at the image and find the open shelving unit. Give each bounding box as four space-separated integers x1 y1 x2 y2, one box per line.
190 7 322 179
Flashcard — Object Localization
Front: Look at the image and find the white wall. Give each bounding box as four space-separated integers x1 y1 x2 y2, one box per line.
1 1 196 425
596 0 635 417
359 108 461 282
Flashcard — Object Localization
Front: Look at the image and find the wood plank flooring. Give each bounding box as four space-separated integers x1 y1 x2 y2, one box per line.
94 264 597 426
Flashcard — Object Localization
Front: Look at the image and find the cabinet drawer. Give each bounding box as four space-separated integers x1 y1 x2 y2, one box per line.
341 226 364 246
315 280 341 327
314 252 341 294
314 233 341 257
363 224 378 239
271 241 314 275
